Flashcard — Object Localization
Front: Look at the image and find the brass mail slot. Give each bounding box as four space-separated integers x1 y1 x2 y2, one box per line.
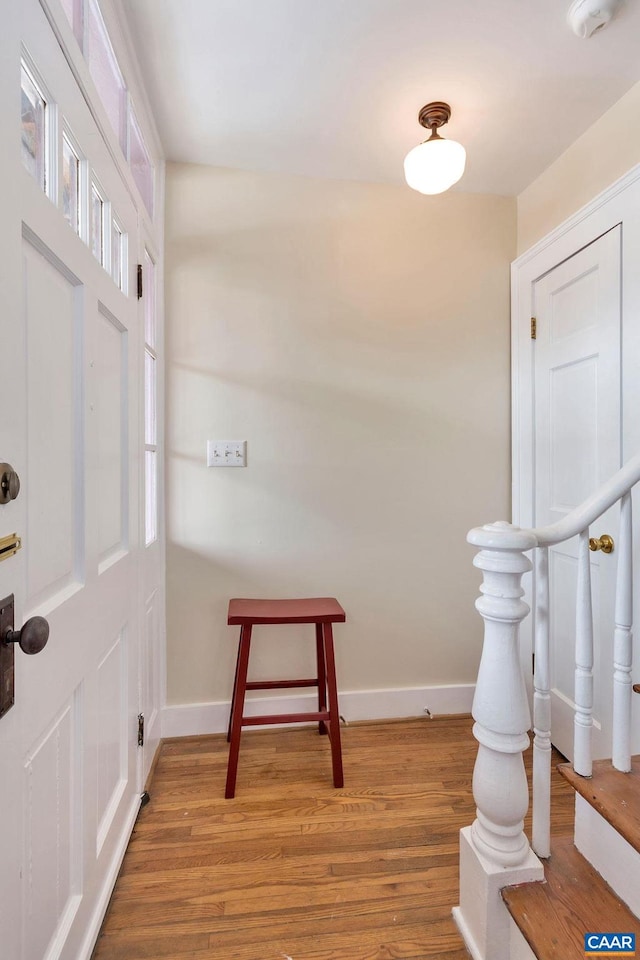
0 533 22 562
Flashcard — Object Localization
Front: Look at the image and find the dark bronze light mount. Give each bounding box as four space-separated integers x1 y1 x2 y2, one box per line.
417 101 453 140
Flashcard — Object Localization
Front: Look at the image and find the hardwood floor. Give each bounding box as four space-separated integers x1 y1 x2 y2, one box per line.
92 717 574 960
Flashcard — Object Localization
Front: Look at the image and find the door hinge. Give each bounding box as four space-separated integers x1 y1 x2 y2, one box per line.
530 317 537 340
137 263 143 300
137 713 144 747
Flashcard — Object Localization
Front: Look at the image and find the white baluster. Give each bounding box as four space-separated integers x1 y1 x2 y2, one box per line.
470 522 534 866
454 522 543 960
574 530 593 777
532 546 551 858
613 492 633 772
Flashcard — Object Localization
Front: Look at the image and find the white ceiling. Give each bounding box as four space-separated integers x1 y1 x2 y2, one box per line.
120 0 640 196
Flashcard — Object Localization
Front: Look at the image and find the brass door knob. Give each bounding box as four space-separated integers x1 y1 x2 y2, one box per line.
588 534 614 554
3 616 49 655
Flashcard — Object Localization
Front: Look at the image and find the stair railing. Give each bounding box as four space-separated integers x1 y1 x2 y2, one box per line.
465 453 640 870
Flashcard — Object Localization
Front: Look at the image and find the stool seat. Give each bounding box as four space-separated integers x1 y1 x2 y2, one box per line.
228 597 346 625
225 597 345 798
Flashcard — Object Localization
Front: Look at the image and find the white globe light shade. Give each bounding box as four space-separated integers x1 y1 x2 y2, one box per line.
403 137 466 195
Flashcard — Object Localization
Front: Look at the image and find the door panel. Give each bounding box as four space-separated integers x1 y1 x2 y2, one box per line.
549 357 597 508
534 226 621 760
23 693 82 960
24 236 84 606
95 630 127 854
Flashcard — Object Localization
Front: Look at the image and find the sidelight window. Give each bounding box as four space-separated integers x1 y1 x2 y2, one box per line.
59 0 84 46
62 132 81 234
56 0 156 221
91 180 106 265
129 108 154 218
21 62 48 192
86 0 127 152
111 218 126 291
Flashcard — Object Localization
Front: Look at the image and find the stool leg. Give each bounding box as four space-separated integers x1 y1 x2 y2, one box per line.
227 634 243 743
316 622 328 735
323 622 344 788
225 624 252 799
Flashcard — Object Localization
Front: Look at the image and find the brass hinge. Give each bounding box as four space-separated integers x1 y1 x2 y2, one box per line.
530 317 537 340
137 713 144 747
137 263 143 300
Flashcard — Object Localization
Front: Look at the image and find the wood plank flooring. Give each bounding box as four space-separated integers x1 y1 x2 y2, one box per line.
92 717 575 960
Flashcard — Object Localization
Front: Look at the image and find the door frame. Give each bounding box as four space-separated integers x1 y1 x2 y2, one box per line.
137 218 166 788
511 162 640 696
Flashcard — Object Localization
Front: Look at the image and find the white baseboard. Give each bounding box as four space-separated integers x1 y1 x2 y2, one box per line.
454 905 536 960
452 905 484 960
161 683 475 739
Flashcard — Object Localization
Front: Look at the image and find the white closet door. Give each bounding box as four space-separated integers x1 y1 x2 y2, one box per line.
533 226 621 760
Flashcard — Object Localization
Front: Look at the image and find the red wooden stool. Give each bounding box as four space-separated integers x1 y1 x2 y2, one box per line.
225 597 346 798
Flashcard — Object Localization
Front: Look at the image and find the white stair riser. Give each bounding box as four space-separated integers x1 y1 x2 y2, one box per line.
574 793 640 918
507 915 537 960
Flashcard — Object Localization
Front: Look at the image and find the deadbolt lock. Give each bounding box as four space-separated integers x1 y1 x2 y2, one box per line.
0 463 20 505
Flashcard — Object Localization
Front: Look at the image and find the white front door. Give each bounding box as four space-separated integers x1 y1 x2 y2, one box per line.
0 2 144 957
533 226 621 760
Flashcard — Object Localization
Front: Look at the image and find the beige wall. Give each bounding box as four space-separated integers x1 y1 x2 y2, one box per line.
165 163 516 707
518 80 640 254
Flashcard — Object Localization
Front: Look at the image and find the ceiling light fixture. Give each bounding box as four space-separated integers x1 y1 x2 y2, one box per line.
404 101 466 195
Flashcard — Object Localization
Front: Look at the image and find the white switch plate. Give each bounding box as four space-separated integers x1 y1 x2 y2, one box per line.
207 440 247 467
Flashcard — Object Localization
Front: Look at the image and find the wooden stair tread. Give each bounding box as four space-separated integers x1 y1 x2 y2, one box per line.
557 755 640 855
502 838 640 959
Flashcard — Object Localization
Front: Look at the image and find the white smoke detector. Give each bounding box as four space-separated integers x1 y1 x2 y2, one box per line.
567 0 624 38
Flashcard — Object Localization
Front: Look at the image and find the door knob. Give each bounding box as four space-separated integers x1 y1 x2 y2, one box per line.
0 596 49 719
0 463 20 505
3 616 49 655
588 534 614 554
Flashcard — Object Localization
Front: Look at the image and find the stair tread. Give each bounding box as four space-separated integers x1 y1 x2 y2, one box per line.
502 837 640 959
558 755 640 855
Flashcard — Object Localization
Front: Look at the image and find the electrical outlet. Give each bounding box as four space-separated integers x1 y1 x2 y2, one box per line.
207 440 247 467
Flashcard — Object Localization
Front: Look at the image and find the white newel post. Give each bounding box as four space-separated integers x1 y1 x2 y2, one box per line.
453 521 544 960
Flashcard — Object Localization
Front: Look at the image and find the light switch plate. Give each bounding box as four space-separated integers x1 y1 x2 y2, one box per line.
207 440 247 467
